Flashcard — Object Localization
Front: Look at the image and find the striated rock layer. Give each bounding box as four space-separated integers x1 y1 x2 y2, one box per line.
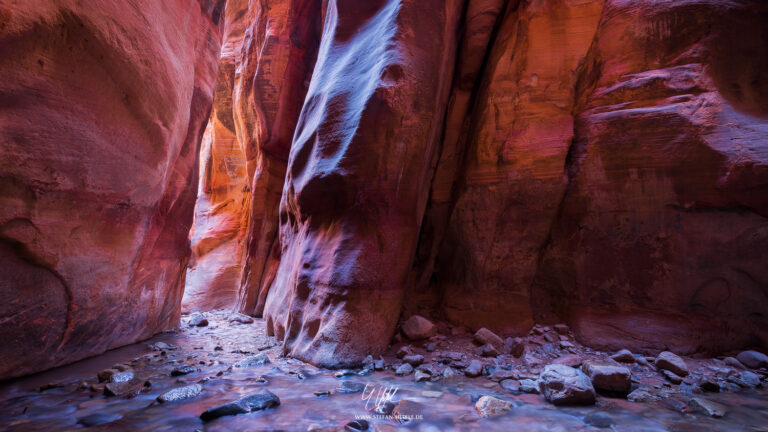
0 0 225 379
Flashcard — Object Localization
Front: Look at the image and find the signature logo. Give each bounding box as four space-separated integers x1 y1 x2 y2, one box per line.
361 383 398 410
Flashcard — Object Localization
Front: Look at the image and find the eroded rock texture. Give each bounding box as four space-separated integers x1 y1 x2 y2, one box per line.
0 0 224 379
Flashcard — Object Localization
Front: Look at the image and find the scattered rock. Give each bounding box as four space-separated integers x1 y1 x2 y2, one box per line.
480 344 499 358
414 369 431 382
559 341 575 349
490 369 517 382
228 313 254 324
474 395 513 418
699 377 721 392
539 364 596 405
110 371 135 383
200 390 280 421
464 360 483 378
395 363 414 376
662 369 683 384
188 312 208 327
506 337 525 357
171 365 198 376
627 387 657 402
401 315 437 340
234 353 271 368
554 324 569 335
610 349 636 363
403 354 424 366
474 328 504 352
97 369 119 383
732 371 761 388
334 369 357 378
500 379 520 392
519 379 539 394
655 351 689 377
374 357 386 371
441 366 460 380
582 362 632 394
552 354 583 368
689 397 727 417
736 350 768 369
396 345 414 359
724 357 747 370
157 384 203 403
149 342 177 351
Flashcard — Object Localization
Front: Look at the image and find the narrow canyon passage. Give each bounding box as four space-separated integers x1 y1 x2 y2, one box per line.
1 0 767 430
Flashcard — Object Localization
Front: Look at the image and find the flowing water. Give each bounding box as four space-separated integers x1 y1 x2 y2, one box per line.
1 312 767 431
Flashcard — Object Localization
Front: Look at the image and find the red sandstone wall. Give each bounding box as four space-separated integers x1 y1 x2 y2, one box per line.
0 0 225 379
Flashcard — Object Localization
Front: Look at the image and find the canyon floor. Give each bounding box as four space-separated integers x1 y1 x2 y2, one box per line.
1 312 767 432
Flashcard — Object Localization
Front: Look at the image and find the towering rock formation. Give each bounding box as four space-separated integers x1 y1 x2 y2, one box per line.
0 0 225 379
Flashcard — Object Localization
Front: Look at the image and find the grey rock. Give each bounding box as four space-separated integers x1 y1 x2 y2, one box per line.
414 369 431 382
584 412 615 429
627 387 657 403
662 369 683 384
500 379 520 392
689 397 727 417
464 360 483 378
188 312 208 327
490 368 517 382
157 384 203 403
337 381 366 394
396 345 414 359
200 390 280 421
539 364 596 405
655 351 689 377
736 350 768 369
234 353 271 368
519 379 539 394
732 371 761 388
480 343 500 358
724 356 747 370
395 363 413 376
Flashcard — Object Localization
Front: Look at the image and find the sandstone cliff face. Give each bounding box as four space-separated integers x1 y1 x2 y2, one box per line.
0 0 224 379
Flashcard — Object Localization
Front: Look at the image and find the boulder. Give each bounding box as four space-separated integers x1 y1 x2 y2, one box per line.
582 362 632 394
475 396 513 418
655 352 689 377
402 315 437 340
200 391 280 421
736 351 768 369
474 328 505 352
539 364 596 405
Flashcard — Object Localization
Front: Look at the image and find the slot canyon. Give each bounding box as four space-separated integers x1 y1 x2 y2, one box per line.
1 0 768 430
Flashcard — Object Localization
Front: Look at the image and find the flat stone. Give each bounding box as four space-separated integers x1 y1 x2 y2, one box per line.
228 313 254 324
337 381 366 394
582 362 632 394
610 349 636 363
157 384 203 403
234 353 271 368
464 360 483 378
393 399 425 423
490 369 517 382
103 382 137 397
655 351 689 377
403 354 424 366
474 328 504 352
334 369 357 378
414 369 431 382
475 395 513 418
373 357 386 371
539 364 596 406
200 390 280 421
553 354 583 368
500 379 520 392
344 420 369 431
401 315 437 340
627 388 656 402
689 397 727 417
736 350 768 369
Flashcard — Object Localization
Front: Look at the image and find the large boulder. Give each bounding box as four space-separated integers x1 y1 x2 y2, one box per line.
582 361 632 395
655 351 689 377
401 315 437 340
539 364 597 406
736 351 768 369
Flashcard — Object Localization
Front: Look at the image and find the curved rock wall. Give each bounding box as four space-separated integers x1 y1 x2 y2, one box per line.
0 0 224 379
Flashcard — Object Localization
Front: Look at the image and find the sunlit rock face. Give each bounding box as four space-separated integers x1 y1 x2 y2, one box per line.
262 0 465 367
0 0 224 380
533 0 768 355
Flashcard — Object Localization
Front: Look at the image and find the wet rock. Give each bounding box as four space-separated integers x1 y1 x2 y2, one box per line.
314 390 331 397
500 379 520 392
396 346 414 359
188 312 209 327
345 420 369 431
110 371 135 383
401 315 437 340
519 379 540 394
200 390 280 421
725 357 747 370
97 369 120 383
229 313 254 324
334 369 357 378
699 377 721 392
736 350 768 369
559 341 575 349
655 351 689 377
689 397 727 418
338 381 366 394
480 344 500 358
584 412 615 429
490 369 517 382
441 366 460 380
474 328 504 351
77 413 122 427
553 354 583 368
464 360 483 378
157 384 203 403
731 371 761 388
662 370 684 384
395 363 414 376
149 342 177 351
425 343 436 352
582 362 632 394
374 402 396 415
104 382 137 397
403 354 424 367
393 399 425 424
506 337 525 357
234 353 271 368
611 349 636 363
539 364 596 406
554 324 569 335
414 369 431 382
374 357 386 371
474 395 513 418
627 388 657 403
171 365 198 376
